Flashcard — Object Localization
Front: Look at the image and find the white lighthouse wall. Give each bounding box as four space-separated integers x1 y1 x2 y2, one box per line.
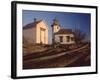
53 25 60 33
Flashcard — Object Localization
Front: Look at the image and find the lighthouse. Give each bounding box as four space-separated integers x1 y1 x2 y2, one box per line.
51 18 60 44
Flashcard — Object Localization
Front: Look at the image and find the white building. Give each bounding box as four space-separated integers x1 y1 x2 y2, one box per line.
54 29 75 44
52 18 75 44
23 19 48 44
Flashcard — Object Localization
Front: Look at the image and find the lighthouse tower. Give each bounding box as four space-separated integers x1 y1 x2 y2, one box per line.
51 18 60 44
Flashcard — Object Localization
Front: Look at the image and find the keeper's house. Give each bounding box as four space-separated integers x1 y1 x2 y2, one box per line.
54 29 75 44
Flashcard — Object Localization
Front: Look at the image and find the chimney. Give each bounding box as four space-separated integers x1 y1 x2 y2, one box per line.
34 18 37 22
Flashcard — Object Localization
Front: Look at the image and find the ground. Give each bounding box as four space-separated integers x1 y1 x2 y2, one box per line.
23 42 90 69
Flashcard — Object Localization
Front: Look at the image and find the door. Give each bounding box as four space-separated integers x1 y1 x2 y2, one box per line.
40 28 45 44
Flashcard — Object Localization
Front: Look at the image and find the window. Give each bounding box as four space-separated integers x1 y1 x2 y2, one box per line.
66 36 70 42
57 26 59 29
59 36 63 42
71 37 74 41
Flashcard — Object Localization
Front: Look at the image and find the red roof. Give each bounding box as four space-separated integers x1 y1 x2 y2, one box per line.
55 29 74 34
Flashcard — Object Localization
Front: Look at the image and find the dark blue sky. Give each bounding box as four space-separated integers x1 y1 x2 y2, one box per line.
23 10 91 44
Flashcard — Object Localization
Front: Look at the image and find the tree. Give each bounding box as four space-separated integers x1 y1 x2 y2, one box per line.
74 28 86 44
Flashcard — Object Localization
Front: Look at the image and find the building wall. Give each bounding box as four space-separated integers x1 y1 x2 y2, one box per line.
23 27 36 43
23 21 48 44
36 21 48 44
55 34 75 44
